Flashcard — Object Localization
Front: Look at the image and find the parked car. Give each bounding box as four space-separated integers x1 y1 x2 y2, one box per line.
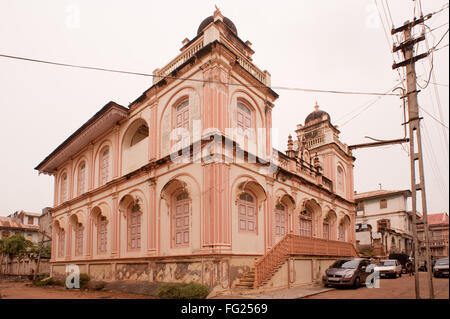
433 257 449 278
374 259 402 278
322 258 372 288
389 253 409 273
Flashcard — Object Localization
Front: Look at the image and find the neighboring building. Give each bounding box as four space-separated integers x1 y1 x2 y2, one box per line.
39 207 53 245
417 212 449 259
0 211 40 243
354 189 414 256
35 8 357 291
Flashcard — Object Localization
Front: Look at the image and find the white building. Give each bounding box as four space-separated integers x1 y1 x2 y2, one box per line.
354 189 414 256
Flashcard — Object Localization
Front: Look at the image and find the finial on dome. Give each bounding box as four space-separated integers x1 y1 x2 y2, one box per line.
214 5 223 20
314 102 319 111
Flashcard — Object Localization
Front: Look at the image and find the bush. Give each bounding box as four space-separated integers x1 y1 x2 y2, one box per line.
34 278 53 286
156 282 210 299
93 281 106 291
79 273 91 289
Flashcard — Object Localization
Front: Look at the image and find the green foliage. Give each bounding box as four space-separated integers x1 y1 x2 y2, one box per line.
93 282 106 291
40 244 52 259
0 234 36 259
34 277 65 287
156 282 210 299
79 273 91 289
34 278 53 286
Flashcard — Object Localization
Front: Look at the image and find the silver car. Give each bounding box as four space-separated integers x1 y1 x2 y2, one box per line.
433 258 449 278
374 259 402 278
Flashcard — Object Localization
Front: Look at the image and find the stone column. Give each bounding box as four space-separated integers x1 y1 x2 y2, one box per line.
147 178 157 254
111 194 119 257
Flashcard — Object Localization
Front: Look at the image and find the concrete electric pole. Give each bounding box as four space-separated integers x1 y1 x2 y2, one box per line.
392 14 435 299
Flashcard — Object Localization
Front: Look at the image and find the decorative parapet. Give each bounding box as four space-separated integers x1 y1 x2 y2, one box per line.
153 24 270 87
153 36 205 84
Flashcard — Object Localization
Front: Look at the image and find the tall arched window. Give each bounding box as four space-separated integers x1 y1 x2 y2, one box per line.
238 192 257 233
130 124 149 146
75 223 84 256
338 222 346 242
61 173 68 203
337 166 344 192
173 191 190 247
97 216 108 254
237 102 253 133
299 210 313 237
77 162 86 196
58 229 65 257
175 100 189 130
274 203 287 241
100 148 110 185
127 204 141 250
323 217 330 240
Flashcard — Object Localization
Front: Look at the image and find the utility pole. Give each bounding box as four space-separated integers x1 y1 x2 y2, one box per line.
33 230 52 282
392 14 435 299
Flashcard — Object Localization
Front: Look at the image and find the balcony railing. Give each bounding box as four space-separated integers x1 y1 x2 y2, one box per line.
153 37 205 83
253 234 358 288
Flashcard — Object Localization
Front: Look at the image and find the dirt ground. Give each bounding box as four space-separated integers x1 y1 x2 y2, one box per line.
305 272 449 299
0 277 155 299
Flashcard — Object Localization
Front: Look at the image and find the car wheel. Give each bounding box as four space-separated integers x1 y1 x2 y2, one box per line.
353 277 360 289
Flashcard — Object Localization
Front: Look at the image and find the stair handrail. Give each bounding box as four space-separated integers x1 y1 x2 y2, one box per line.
253 234 358 288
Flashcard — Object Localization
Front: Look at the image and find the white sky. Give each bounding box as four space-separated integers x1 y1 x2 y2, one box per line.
0 0 448 216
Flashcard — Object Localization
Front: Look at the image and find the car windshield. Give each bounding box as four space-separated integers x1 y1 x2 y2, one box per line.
332 259 360 269
436 258 449 265
380 260 395 266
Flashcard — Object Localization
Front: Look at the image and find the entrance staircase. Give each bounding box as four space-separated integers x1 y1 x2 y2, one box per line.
246 234 359 289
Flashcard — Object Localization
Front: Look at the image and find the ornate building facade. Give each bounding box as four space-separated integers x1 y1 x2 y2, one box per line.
36 9 357 292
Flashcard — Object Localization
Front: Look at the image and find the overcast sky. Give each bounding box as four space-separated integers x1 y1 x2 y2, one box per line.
0 0 448 216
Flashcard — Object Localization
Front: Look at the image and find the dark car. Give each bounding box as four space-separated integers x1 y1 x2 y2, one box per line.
433 257 449 278
322 258 372 288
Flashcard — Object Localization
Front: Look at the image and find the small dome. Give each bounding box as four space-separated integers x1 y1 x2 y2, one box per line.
197 16 238 36
305 102 330 125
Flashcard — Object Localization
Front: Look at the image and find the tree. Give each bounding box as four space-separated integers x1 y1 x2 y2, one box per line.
0 234 36 260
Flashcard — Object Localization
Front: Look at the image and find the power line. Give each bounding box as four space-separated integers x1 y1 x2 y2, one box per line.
433 43 449 52
375 0 406 89
419 106 449 130
335 83 400 124
0 53 399 97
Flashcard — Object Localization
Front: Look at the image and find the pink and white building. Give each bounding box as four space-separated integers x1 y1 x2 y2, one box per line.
35 9 357 292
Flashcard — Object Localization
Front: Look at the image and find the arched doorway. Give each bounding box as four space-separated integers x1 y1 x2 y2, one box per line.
274 203 287 242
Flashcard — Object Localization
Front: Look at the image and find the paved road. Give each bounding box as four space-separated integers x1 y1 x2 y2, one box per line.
305 272 449 299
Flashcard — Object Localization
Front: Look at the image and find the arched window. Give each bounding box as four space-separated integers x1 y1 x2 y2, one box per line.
173 191 190 247
61 173 68 203
127 203 141 250
238 192 257 233
75 223 84 256
175 100 189 130
97 216 108 254
299 210 313 237
323 217 330 240
58 229 65 257
100 148 110 185
130 124 149 146
77 162 86 196
237 102 253 133
274 203 287 240
338 222 346 242
337 166 344 192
